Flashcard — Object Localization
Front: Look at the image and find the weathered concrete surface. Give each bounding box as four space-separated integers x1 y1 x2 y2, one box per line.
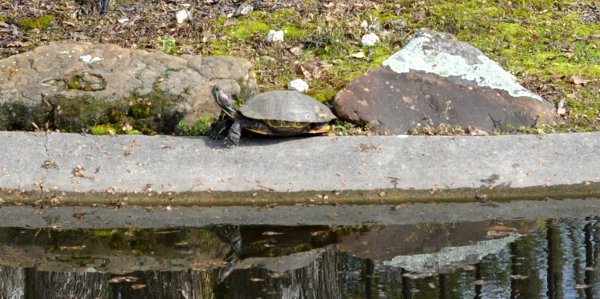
0 131 599 206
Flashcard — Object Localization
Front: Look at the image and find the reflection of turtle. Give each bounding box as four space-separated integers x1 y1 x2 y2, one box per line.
211 225 336 282
210 86 336 146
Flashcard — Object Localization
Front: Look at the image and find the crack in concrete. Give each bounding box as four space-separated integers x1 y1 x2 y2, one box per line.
39 131 52 194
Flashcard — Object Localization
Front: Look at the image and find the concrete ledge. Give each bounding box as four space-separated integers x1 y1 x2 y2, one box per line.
0 131 599 206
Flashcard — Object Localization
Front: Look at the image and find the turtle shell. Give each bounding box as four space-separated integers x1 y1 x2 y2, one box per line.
239 91 336 123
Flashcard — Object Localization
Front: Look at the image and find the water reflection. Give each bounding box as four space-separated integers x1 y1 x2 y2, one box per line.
0 218 599 298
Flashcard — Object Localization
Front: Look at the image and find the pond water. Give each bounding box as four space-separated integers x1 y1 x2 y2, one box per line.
1 216 599 298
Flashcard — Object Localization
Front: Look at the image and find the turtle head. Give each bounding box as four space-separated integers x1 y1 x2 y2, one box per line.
213 85 237 119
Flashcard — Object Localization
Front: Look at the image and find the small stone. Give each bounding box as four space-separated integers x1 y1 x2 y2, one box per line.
361 33 379 46
233 3 253 17
261 55 276 63
557 99 566 115
287 79 309 92
117 17 129 25
267 30 284 43
176 9 190 24
360 20 369 31
350 51 365 59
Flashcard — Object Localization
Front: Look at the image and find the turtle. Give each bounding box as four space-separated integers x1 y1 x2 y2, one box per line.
210 86 336 146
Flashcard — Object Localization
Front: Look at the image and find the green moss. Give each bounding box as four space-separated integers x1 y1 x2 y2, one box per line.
126 129 142 135
129 101 153 119
89 124 117 135
369 46 393 66
497 23 526 38
368 6 401 24
18 15 55 30
225 9 311 41
177 116 218 136
312 88 338 102
67 80 81 90
156 37 179 54
283 25 309 39
230 20 270 39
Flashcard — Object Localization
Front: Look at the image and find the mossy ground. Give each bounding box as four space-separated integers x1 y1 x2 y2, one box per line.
1 0 598 134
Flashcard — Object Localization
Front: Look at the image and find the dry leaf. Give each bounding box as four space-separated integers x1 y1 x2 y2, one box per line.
572 75 593 86
296 62 329 81
289 46 304 56
470 129 489 136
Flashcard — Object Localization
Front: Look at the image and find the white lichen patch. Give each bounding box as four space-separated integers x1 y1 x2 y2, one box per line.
382 30 542 101
79 54 102 64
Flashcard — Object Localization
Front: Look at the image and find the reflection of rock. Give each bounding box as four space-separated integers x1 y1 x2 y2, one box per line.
224 245 340 298
0 42 258 132
385 233 520 277
383 233 521 276
337 220 536 276
334 29 556 134
0 228 229 273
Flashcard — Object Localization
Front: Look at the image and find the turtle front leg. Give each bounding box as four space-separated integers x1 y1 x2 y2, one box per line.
226 120 243 146
210 118 234 140
226 119 256 146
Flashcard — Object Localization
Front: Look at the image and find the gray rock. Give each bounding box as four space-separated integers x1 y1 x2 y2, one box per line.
0 42 258 132
233 3 254 17
334 29 556 134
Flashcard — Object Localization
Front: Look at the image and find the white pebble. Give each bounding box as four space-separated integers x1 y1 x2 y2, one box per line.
267 30 284 43
360 20 369 32
361 33 380 47
176 9 190 24
287 79 309 92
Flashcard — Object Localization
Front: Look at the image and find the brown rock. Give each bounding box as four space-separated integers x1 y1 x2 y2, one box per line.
334 67 556 134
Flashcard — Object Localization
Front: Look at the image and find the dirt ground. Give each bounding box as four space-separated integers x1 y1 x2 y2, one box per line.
1 0 598 134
